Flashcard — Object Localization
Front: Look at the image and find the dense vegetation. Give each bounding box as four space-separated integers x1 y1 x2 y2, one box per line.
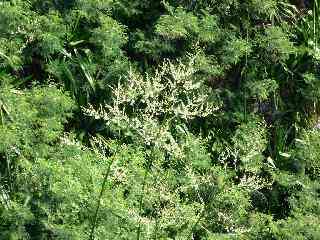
1 0 320 239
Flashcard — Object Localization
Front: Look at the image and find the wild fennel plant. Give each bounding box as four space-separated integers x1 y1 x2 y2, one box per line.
0 1 320 239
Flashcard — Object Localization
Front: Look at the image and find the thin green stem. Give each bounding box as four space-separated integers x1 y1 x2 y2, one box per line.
136 170 148 240
154 217 159 240
5 152 13 193
189 207 206 239
244 9 250 122
153 172 162 240
0 103 4 125
314 0 317 50
89 159 113 240
314 0 319 112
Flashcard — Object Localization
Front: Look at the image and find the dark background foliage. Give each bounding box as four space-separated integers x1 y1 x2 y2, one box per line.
0 0 320 239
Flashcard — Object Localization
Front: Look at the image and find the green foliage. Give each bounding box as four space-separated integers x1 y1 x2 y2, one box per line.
90 16 128 60
247 172 320 239
257 26 295 63
232 119 268 172
293 129 320 180
156 7 199 40
1 0 320 239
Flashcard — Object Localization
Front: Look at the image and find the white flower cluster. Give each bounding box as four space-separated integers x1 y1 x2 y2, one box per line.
85 56 219 156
